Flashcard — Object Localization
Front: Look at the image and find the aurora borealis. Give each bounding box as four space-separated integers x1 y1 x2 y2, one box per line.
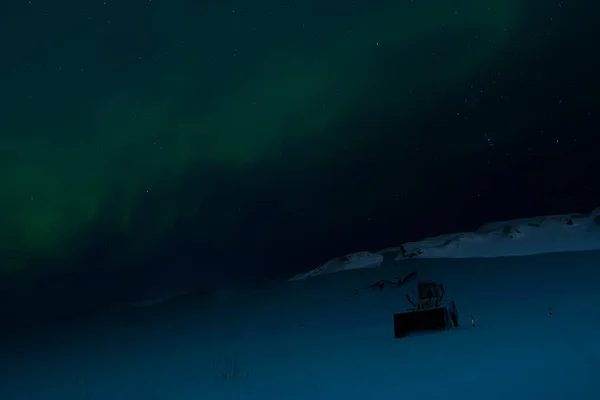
1 0 599 306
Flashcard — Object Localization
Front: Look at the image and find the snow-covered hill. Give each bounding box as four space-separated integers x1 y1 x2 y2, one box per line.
292 207 600 280
290 251 384 281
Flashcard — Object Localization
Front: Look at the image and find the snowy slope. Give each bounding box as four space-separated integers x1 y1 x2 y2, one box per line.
290 251 384 281
3 250 600 400
293 207 600 280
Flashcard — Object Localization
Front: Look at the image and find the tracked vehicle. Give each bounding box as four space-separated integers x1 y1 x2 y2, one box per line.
393 280 460 338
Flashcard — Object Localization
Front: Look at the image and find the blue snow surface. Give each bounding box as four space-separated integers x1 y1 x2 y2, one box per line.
3 250 600 400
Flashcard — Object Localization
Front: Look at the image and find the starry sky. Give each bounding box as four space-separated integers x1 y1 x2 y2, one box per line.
1 0 599 314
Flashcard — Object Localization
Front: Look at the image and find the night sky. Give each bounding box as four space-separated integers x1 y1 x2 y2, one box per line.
1 0 598 316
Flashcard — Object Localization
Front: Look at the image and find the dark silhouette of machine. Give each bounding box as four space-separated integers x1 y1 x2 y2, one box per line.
393 280 460 338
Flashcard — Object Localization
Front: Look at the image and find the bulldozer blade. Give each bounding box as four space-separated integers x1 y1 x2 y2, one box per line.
393 306 453 338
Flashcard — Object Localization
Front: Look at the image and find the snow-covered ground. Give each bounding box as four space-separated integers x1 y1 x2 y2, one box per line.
3 209 600 399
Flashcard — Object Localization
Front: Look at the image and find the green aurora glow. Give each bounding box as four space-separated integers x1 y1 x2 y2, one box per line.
0 0 523 275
